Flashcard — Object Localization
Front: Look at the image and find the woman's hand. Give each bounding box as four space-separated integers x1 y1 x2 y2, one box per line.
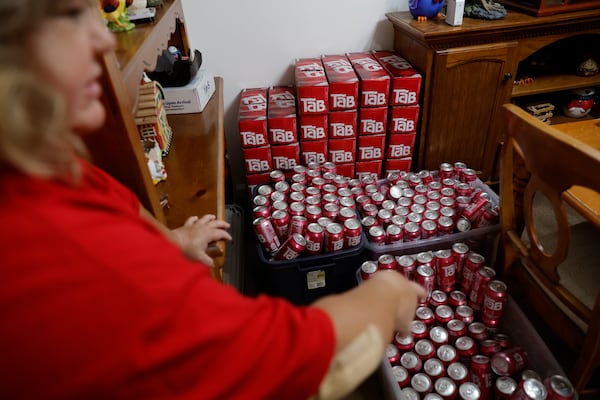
171 215 232 266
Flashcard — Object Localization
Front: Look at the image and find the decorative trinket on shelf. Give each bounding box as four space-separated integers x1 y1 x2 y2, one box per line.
99 0 135 32
135 79 174 156
563 87 596 118
464 0 507 20
142 139 167 184
524 102 555 124
576 55 599 77
409 0 445 21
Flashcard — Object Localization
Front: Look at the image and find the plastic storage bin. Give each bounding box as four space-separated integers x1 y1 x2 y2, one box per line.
255 238 365 305
362 177 500 263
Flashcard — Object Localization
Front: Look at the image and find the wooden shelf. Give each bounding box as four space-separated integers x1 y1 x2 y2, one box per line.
513 73 600 97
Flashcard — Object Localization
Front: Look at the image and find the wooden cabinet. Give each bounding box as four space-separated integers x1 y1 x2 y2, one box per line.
387 9 600 183
85 0 227 277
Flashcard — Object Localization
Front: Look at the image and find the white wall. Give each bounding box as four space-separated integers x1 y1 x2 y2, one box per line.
181 0 409 202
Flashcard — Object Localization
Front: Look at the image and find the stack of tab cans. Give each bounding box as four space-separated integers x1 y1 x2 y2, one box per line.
359 246 577 400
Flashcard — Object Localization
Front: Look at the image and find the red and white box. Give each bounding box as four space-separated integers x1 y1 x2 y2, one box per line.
372 50 422 106
321 54 359 111
387 133 417 159
243 145 272 174
355 160 382 180
357 134 386 161
246 171 271 195
238 87 268 148
358 107 387 136
299 114 328 141
346 52 390 108
328 138 356 165
295 58 329 115
271 143 301 172
388 105 420 134
329 110 357 139
385 158 413 175
268 86 298 145
336 163 355 179
300 139 328 165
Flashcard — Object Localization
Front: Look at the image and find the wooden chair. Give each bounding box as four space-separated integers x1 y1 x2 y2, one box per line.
501 103 600 395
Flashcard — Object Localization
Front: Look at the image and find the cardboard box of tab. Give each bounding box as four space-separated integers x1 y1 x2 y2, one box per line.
238 51 424 193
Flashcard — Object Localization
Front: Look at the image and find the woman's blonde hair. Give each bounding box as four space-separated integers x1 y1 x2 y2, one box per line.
0 0 89 180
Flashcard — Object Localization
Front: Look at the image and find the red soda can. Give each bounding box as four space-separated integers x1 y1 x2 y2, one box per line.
468 266 496 311
338 206 357 223
437 344 459 366
288 215 308 236
359 260 378 281
321 161 337 175
448 362 471 386
422 219 438 239
253 217 281 254
253 205 271 219
411 372 434 396
495 376 517 400
271 209 291 241
322 202 340 221
355 194 371 209
415 339 437 361
400 351 423 375
449 290 468 308
404 221 422 242
467 322 488 342
318 217 333 230
456 182 474 198
437 216 455 235
434 376 457 400
435 249 458 293
378 253 398 271
322 192 339 206
544 375 576 400
439 162 454 180
270 169 285 183
304 223 324 255
415 265 436 306
479 339 501 357
289 201 306 217
395 332 415 353
455 305 475 325
324 222 344 252
305 194 321 207
446 319 467 344
451 242 469 279
455 336 477 365
456 216 472 233
428 180 443 192
362 203 378 217
305 204 322 223
361 215 378 229
460 252 486 294
408 212 423 224
322 174 336 186
435 305 454 325
493 333 512 349
306 186 321 197
274 180 291 197
391 365 411 389
462 196 488 223
461 168 478 186
424 209 440 221
416 306 436 326
270 190 286 204
429 326 450 347
291 174 308 187
512 378 547 400
425 358 446 381
257 183 274 197
397 254 417 279
377 208 393 226
272 200 288 212
411 320 429 340
419 169 434 184
481 280 508 328
417 251 436 268
333 175 348 189
490 347 528 377
343 218 362 248
367 225 387 246
339 197 356 213
470 355 493 400
458 382 481 400
311 176 325 190
386 224 404 244
337 187 352 198
430 289 448 308
386 343 401 365
371 191 385 207
253 194 270 208
473 206 499 228
272 233 306 261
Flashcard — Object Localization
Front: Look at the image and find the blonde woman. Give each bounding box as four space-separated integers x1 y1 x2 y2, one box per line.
0 1 424 399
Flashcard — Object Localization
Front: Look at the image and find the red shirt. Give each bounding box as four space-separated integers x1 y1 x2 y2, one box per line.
0 160 335 399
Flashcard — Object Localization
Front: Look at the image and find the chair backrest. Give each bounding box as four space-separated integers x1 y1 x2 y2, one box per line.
501 103 600 322
500 104 600 391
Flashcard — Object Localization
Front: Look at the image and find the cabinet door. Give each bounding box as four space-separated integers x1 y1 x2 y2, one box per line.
424 42 518 181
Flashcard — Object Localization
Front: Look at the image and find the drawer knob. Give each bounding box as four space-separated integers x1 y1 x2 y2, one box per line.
504 72 513 81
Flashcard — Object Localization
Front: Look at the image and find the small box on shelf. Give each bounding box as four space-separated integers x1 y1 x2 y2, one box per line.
162 69 216 114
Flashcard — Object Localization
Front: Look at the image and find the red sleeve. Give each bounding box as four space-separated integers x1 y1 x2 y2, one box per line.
0 164 336 399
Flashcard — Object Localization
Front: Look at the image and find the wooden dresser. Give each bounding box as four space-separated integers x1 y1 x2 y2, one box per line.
386 9 600 184
85 0 227 278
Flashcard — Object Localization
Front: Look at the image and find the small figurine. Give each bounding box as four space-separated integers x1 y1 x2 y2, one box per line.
577 55 599 77
563 88 596 118
99 0 135 32
409 0 445 22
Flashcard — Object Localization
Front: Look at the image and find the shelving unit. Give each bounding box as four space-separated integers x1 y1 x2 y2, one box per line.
85 0 227 278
